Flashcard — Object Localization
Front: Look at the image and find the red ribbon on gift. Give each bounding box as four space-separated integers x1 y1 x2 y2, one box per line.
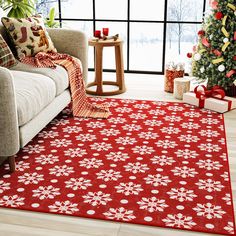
194 85 232 111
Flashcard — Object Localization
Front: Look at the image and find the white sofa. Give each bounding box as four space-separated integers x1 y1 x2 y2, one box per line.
0 25 88 172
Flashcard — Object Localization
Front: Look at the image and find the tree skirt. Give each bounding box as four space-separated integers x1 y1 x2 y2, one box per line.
0 98 235 235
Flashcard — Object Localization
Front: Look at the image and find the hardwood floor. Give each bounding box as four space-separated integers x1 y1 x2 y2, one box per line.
0 73 235 236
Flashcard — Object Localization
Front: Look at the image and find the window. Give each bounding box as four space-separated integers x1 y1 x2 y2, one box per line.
61 0 93 19
36 0 207 74
130 0 165 21
95 0 127 20
130 23 164 71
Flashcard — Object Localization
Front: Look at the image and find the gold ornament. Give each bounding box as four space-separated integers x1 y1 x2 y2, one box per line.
221 27 229 37
199 49 206 54
222 42 230 52
227 3 236 11
222 15 227 26
212 57 224 64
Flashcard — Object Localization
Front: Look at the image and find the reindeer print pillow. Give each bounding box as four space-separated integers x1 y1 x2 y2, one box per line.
1 15 57 58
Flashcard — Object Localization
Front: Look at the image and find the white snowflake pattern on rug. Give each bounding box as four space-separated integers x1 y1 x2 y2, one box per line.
18 172 44 185
76 134 96 142
83 191 112 206
195 179 224 192
23 144 45 154
163 213 197 229
48 201 79 214
64 148 87 158
96 169 122 182
49 165 74 177
144 174 171 187
79 158 104 169
103 207 136 221
65 177 92 190
196 159 223 170
0 195 25 207
151 155 175 166
174 149 199 159
124 162 149 174
132 145 155 155
106 152 130 162
167 188 197 202
193 203 226 219
115 137 137 145
50 139 72 148
171 166 198 178
137 197 168 212
0 180 10 193
32 185 60 200
115 182 143 196
10 161 30 172
35 154 59 165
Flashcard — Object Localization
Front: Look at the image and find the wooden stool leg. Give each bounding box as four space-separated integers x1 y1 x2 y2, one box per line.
8 156 15 172
115 43 126 92
95 45 103 95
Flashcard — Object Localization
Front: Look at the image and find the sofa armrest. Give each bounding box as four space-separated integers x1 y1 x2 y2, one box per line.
47 28 88 84
0 67 19 156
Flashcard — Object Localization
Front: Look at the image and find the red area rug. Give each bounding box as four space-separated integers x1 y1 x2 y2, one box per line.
0 98 235 235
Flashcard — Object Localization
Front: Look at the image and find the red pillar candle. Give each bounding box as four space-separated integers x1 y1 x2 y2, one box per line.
103 28 109 36
94 30 101 38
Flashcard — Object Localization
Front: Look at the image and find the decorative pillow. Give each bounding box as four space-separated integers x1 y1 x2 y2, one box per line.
1 15 57 59
0 34 17 68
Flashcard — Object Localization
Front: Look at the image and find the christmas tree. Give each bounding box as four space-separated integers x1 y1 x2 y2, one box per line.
189 0 236 94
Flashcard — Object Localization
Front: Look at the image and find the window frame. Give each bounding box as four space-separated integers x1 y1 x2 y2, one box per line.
54 0 207 74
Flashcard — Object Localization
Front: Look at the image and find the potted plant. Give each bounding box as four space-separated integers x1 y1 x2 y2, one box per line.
45 7 59 28
0 0 36 18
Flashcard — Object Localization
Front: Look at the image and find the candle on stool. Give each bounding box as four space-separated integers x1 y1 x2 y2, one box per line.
94 30 101 38
103 28 109 36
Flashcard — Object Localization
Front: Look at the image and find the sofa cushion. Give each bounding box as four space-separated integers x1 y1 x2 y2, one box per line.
0 34 17 68
1 15 57 59
11 62 69 96
11 70 56 126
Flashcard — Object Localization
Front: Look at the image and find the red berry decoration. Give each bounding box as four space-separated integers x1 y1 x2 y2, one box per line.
233 55 236 61
187 53 192 58
215 12 223 20
198 30 205 36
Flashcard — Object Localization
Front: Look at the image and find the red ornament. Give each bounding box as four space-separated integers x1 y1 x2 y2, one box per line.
198 30 205 37
213 49 222 57
202 37 210 48
187 52 192 58
215 12 224 20
212 2 218 9
233 55 236 61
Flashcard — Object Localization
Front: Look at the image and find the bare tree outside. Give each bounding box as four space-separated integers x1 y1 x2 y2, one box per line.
168 0 189 54
36 0 68 16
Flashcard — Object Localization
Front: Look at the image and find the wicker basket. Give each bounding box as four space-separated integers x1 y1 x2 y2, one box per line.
164 69 184 93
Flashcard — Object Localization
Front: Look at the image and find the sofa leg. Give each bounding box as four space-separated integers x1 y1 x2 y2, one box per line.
8 156 15 172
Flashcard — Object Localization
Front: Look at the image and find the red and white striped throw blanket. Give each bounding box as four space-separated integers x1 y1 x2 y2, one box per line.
21 52 110 119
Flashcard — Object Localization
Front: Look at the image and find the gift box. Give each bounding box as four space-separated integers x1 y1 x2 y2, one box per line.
183 86 236 113
164 62 185 93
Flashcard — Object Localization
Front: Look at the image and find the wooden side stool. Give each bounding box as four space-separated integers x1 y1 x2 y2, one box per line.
86 38 126 96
